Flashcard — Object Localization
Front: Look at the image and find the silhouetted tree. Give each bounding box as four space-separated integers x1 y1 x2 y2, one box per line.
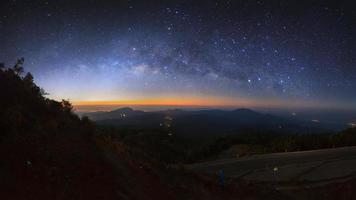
61 99 73 113
13 57 24 75
0 58 95 139
23 72 34 83
0 63 5 70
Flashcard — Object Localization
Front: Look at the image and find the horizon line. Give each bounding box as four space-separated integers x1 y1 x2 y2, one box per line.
71 99 356 113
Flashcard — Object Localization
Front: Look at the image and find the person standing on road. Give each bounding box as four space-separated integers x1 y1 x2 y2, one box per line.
218 169 225 189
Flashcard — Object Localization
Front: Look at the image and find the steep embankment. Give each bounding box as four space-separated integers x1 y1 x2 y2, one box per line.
0 135 120 199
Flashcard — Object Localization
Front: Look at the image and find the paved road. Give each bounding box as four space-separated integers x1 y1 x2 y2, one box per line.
189 146 356 185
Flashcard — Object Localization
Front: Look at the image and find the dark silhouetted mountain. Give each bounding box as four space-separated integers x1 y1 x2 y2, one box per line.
0 59 91 137
83 107 145 121
83 107 343 137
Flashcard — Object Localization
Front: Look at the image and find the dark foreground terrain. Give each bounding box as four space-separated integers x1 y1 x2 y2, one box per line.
3 132 356 199
2 61 356 199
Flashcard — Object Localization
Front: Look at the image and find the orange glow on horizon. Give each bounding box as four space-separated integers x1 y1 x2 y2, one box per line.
72 97 318 108
71 96 356 112
71 97 354 112
72 97 251 107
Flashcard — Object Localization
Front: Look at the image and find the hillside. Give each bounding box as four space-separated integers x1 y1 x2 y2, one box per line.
0 60 123 199
0 60 289 199
2 59 356 199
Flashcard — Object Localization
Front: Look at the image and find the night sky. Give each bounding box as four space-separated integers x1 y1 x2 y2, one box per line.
1 0 356 113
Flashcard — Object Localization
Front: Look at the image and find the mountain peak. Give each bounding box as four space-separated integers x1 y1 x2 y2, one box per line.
232 108 257 113
111 107 135 113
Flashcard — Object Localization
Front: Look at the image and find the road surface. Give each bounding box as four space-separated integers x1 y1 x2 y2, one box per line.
189 146 356 187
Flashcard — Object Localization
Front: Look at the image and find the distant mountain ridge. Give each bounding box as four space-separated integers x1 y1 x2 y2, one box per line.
83 107 145 120
83 107 346 136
